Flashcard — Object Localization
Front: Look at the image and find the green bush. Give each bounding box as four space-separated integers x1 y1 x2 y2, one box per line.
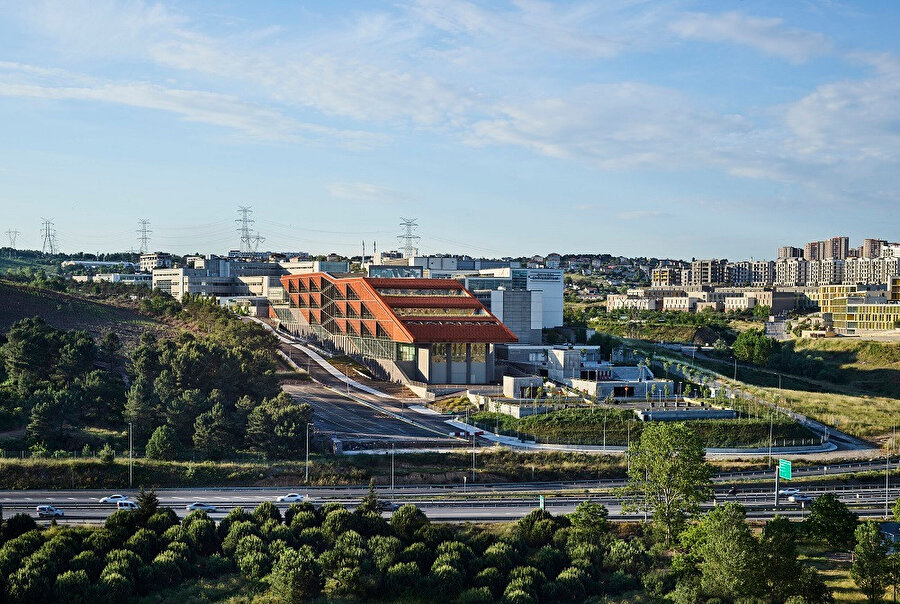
145 426 180 461
391 505 428 543
69 550 102 581
124 528 158 562
268 546 320 603
54 569 91 603
459 586 494 604
386 561 421 596
98 443 115 465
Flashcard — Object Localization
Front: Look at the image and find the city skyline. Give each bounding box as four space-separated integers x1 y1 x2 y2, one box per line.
2 1 900 257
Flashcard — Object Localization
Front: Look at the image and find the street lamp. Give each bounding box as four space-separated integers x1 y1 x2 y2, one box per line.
128 422 133 488
305 422 311 484
391 443 395 505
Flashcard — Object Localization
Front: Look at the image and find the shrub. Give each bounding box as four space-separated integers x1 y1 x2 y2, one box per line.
253 501 283 525
148 550 183 586
386 561 422 596
98 571 132 599
83 528 115 555
237 550 271 581
103 549 143 582
145 426 180 460
474 566 505 598
269 546 321 603
125 528 159 562
70 550 102 581
1 513 37 542
322 507 354 539
0 530 43 578
298 527 327 551
484 541 516 572
284 502 316 527
605 539 651 575
217 507 251 540
290 511 318 532
7 561 53 604
185 517 218 555
459 586 494 604
146 509 179 534
368 534 402 572
531 545 567 578
391 505 428 542
221 521 259 557
429 564 464 597
398 541 432 572
98 443 115 464
502 588 537 604
554 567 587 602
54 569 91 603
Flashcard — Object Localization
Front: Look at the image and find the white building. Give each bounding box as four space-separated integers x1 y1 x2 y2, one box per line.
139 252 173 273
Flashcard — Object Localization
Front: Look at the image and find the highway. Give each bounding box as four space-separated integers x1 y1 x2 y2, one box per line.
4 460 898 524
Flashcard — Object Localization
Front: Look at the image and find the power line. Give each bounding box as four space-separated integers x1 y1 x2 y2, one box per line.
40 218 57 255
136 219 152 254
398 217 420 258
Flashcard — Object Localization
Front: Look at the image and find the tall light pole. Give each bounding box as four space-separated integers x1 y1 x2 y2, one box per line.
305 423 311 484
128 422 133 488
391 443 395 505
768 412 774 469
472 434 476 482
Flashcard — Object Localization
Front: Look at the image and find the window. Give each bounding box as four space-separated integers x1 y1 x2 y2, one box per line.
451 343 467 363
399 344 416 362
471 343 486 363
431 343 446 363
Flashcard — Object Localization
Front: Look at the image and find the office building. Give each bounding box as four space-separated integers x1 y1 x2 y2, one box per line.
139 252 172 273
274 273 517 385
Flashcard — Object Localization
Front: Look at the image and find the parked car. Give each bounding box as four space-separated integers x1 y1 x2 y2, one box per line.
276 493 306 503
778 488 800 497
186 502 218 512
99 494 130 504
116 500 139 511
36 505 64 518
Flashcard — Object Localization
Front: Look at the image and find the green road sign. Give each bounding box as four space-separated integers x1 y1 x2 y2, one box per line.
779 459 792 480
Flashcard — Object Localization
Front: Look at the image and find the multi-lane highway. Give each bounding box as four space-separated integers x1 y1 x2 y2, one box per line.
4 458 898 524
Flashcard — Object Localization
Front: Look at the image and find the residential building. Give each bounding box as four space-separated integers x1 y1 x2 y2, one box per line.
606 294 660 311
274 273 517 385
822 279 900 334
651 267 681 286
825 236 850 260
689 259 727 285
805 241 824 261
778 246 804 259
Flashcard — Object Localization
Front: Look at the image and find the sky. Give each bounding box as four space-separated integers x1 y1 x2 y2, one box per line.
0 0 899 260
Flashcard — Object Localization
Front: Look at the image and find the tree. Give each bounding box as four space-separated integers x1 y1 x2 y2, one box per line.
624 422 713 544
696 503 764 600
391 505 428 543
193 403 234 460
761 516 802 604
568 501 609 544
806 493 858 550
851 521 890 604
124 376 156 442
245 393 313 458
145 426 180 461
732 329 775 365
100 332 122 374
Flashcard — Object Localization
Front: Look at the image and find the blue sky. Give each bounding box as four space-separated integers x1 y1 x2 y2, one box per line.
1 0 898 259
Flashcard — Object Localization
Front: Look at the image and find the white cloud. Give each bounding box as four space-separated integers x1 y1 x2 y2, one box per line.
467 83 750 170
669 11 830 63
326 182 413 204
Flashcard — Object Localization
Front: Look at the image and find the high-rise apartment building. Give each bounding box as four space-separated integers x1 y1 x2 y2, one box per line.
824 236 850 260
863 238 887 259
689 259 728 285
778 246 804 259
804 241 824 261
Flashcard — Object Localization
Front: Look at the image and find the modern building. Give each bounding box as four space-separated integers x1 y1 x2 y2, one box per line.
821 279 900 334
651 267 681 287
689 259 728 285
274 273 517 385
71 273 151 285
474 288 542 345
139 252 173 273
778 246 804 259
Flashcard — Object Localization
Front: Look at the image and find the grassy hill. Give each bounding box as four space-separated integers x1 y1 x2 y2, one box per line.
0 279 168 347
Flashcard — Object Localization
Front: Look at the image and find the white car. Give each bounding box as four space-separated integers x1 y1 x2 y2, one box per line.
36 505 64 518
99 494 130 504
778 488 800 497
117 500 139 511
186 502 218 512
276 493 306 503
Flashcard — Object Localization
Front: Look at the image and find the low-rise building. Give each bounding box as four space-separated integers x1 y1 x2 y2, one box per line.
139 252 172 273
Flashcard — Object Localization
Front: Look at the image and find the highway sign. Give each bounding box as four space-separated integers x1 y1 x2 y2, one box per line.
779 459 792 480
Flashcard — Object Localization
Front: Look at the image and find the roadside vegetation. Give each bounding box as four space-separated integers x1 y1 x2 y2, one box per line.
0 422 872 603
471 408 816 448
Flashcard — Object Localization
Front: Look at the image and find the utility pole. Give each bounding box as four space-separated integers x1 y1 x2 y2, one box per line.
136 219 152 254
768 412 774 468
472 433 476 482
398 217 420 258
391 443 395 505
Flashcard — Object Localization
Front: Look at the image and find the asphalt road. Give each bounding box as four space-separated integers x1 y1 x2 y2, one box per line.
4 468 898 525
283 382 443 442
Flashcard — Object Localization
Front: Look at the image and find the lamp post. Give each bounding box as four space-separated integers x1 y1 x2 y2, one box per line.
391 443 395 505
305 422 311 484
472 434 476 482
128 422 133 488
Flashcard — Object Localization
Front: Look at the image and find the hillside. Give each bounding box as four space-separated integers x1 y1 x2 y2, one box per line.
0 279 168 347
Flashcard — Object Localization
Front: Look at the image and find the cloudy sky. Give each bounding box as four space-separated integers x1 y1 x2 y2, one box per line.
1 0 898 259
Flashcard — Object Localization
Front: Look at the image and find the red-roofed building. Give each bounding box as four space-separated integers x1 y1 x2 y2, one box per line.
273 273 517 384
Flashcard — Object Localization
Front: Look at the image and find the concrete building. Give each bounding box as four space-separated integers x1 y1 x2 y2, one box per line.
274 273 517 385
606 294 660 311
825 236 850 260
775 258 809 287
689 259 728 285
652 267 681 287
463 268 564 329
475 289 542 345
778 246 804 259
71 273 151 285
805 241 824 261
663 296 700 312
139 252 172 273
822 279 900 334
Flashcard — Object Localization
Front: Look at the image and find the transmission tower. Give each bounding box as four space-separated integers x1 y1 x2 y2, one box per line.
40 218 57 255
5 229 20 258
136 219 152 254
236 206 255 253
251 232 266 254
398 217 420 258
